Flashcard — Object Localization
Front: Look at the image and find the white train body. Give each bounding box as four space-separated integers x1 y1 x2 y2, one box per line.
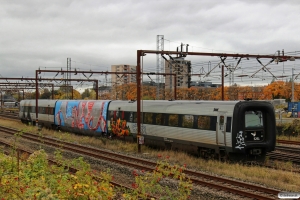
19 99 276 161
19 100 57 127
107 100 276 160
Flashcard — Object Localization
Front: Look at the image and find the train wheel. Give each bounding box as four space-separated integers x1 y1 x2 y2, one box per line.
219 149 228 162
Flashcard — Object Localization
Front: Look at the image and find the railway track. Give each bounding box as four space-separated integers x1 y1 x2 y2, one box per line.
0 125 281 200
267 151 300 165
268 145 300 165
0 111 19 121
276 145 300 154
277 139 300 146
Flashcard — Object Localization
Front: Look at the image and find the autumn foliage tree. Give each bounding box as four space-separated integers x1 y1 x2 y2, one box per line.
16 80 300 102
262 81 300 101
106 81 299 101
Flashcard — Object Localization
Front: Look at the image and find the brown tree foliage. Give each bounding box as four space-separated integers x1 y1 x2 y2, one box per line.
105 81 299 101
17 81 300 102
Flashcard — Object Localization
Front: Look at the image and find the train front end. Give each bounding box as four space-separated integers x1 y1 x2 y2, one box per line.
231 101 276 161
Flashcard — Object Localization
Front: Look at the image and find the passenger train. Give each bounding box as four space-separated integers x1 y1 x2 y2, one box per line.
19 99 276 161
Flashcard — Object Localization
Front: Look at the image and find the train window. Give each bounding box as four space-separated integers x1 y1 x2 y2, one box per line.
168 114 179 127
123 111 131 121
108 110 115 121
197 116 210 130
133 112 137 123
50 108 54 115
210 116 217 131
182 115 193 128
144 113 153 124
132 112 143 123
39 107 45 114
245 111 263 127
219 115 224 130
155 113 164 125
128 112 134 122
30 106 36 113
226 117 232 132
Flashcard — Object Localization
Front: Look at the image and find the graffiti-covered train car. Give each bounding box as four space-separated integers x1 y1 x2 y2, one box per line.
54 100 111 136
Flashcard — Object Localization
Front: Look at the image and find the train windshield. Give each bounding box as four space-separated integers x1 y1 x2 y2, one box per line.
245 111 263 128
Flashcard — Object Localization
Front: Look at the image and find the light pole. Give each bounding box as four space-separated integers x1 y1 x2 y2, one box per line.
292 68 294 103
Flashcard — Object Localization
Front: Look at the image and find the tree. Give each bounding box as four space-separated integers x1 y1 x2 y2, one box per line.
81 88 90 99
73 89 81 99
262 81 288 100
40 88 52 99
53 89 63 99
89 90 96 100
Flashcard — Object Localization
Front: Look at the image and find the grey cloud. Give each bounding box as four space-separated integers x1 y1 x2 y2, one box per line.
0 0 299 86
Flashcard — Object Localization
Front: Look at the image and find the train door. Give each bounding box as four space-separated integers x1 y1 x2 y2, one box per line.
30 106 35 123
216 112 227 145
47 105 50 122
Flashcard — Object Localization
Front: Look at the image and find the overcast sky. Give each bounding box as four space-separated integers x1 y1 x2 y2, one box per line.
1 0 300 89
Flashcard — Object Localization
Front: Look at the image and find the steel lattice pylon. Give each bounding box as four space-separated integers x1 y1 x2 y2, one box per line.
156 35 164 99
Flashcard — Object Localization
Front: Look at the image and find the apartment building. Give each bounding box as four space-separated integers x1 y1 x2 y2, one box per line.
165 58 191 89
111 64 136 85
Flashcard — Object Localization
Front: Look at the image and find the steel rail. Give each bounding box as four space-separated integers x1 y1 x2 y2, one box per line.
277 140 300 146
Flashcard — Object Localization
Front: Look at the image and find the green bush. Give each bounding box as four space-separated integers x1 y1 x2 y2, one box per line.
0 150 192 199
282 119 300 137
0 149 114 199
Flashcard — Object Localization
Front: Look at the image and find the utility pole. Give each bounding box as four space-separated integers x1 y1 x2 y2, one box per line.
292 68 294 102
156 35 164 99
67 58 71 99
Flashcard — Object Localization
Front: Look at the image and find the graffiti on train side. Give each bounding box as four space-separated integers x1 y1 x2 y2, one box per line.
132 123 147 135
109 118 131 137
55 100 109 133
235 131 246 150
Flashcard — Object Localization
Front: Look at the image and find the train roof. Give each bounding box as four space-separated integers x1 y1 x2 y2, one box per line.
20 99 58 107
108 100 246 115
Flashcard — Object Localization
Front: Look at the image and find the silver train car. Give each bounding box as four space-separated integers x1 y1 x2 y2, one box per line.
19 99 57 127
108 100 276 161
3 101 19 108
19 99 276 161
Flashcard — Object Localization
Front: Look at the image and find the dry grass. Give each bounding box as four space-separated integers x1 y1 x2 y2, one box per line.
1 118 300 192
277 135 300 141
